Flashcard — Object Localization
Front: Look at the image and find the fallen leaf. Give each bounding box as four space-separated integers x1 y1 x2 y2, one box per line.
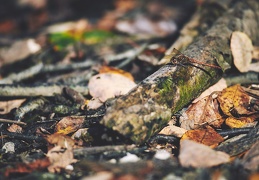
225 116 257 128
180 94 224 130
0 99 26 114
217 84 252 117
46 145 77 173
7 124 23 133
0 39 41 66
179 140 230 168
88 73 136 102
46 133 76 149
47 117 82 175
99 65 134 81
181 126 224 148
55 116 84 135
242 140 259 171
159 125 187 138
231 31 253 72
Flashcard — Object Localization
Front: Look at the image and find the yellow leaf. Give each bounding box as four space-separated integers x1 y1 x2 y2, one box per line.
225 116 257 128
217 84 251 117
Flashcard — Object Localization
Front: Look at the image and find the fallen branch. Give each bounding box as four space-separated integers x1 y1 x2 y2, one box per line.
101 0 259 144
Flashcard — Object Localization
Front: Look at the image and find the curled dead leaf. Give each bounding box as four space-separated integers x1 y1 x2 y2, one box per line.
180 94 224 130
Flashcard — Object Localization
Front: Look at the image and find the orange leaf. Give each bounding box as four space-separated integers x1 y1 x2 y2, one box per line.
181 126 224 148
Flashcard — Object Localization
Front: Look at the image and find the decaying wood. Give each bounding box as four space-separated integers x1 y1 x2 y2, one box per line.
101 0 259 144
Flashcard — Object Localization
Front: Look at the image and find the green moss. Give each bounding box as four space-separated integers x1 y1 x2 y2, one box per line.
157 77 175 106
173 73 210 114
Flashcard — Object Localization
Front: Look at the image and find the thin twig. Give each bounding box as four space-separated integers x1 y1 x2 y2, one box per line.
116 43 148 68
0 118 27 125
1 131 45 142
73 145 137 156
0 63 44 84
0 84 89 97
0 60 93 84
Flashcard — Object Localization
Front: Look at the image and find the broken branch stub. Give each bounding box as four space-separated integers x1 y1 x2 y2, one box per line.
101 0 259 144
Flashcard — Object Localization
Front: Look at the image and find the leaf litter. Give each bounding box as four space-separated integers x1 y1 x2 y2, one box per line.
0 0 259 179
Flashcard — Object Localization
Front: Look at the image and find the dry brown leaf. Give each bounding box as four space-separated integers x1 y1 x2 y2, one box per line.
0 99 26 114
242 141 259 171
180 94 224 130
55 116 84 135
181 126 224 148
88 73 136 102
225 116 257 128
231 31 253 72
46 133 76 149
7 124 23 133
217 84 252 117
46 145 77 173
179 140 230 168
45 133 77 172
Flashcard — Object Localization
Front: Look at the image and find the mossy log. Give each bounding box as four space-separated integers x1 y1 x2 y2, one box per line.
101 0 259 144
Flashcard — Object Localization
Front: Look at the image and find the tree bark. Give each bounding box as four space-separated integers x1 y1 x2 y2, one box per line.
101 0 259 144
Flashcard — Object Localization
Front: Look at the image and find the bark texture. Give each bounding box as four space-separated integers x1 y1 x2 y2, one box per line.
101 0 259 144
